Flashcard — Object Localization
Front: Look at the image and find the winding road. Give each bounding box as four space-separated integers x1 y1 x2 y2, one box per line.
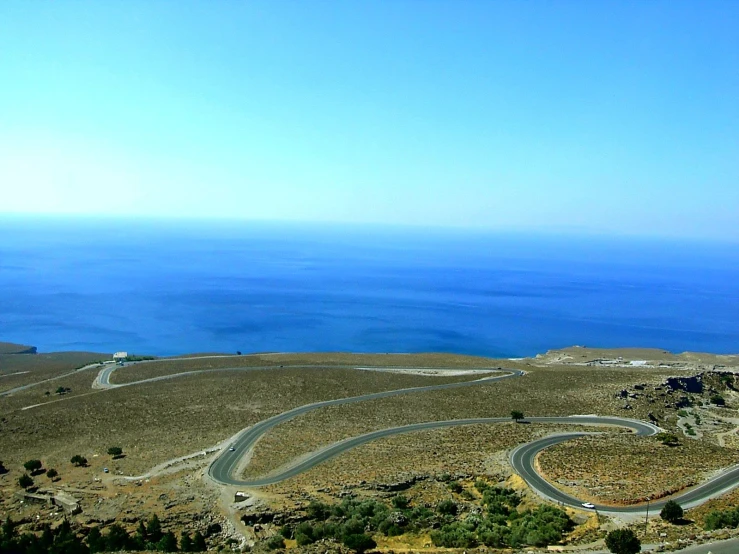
13 360 739 517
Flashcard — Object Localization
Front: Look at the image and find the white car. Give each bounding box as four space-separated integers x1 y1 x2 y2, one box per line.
229 446 236 452
581 502 595 509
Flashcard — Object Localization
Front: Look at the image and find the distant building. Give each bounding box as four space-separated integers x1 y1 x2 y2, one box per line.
113 352 128 361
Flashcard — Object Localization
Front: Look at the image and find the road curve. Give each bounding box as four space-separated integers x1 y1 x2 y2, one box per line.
211 416 657 487
20 359 739 516
510 426 739 514
0 362 106 397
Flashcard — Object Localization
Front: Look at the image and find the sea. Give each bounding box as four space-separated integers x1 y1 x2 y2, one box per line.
1 216 738 358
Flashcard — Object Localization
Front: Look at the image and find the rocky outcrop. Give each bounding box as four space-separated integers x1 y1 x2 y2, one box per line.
665 376 704 394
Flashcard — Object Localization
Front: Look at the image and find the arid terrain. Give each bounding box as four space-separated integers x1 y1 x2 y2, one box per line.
2 342 739 553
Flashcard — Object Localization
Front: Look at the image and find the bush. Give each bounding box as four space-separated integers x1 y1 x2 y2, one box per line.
475 479 490 493
710 394 726 406
437 499 458 515
295 530 314 546
704 507 739 530
23 460 42 474
430 522 478 548
18 474 34 489
306 500 331 520
391 495 410 509
448 480 463 493
343 533 376 553
509 505 573 547
107 446 123 458
46 468 58 480
655 432 679 446
660 500 684 523
478 523 511 547
265 535 285 550
605 528 641 554
70 455 88 467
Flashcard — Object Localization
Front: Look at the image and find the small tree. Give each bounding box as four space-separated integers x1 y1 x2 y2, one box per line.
107 446 123 458
70 455 88 467
87 526 104 553
147 514 163 543
55 386 66 395
0 460 7 474
179 532 193 552
605 528 641 554
46 468 59 481
655 433 679 447
511 410 524 422
265 535 285 550
18 474 34 489
343 533 376 553
158 531 178 552
105 524 131 551
192 531 207 552
437 499 458 515
660 500 684 523
23 460 43 474
710 394 726 406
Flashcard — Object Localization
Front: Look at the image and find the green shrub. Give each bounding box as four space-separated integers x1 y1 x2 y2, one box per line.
605 528 641 554
656 432 679 446
430 522 478 548
265 535 285 550
704 507 739 530
509 505 573 547
478 523 511 547
342 533 376 553
437 499 458 515
18 474 34 489
306 500 331 521
711 394 726 406
660 500 684 523
474 479 491 493
448 480 463 493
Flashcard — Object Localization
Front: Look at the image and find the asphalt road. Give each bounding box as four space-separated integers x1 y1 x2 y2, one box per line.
672 537 739 553
206 369 524 485
0 362 105 397
20 360 739 518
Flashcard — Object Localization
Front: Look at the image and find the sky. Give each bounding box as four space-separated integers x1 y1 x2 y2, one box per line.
1 1 738 240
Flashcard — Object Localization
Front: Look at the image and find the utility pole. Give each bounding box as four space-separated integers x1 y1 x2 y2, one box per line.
644 497 650 536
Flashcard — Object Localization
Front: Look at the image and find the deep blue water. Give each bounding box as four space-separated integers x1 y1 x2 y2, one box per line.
1 217 738 357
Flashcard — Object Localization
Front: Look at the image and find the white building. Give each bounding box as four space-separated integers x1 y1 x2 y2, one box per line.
113 352 128 361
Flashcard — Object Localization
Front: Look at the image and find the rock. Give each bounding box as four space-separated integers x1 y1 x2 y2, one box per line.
665 375 703 394
241 511 275 525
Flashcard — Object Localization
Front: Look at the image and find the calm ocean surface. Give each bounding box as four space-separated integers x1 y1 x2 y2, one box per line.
1 217 737 358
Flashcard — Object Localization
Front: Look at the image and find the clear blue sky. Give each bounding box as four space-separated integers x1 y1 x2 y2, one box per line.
1 1 737 239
